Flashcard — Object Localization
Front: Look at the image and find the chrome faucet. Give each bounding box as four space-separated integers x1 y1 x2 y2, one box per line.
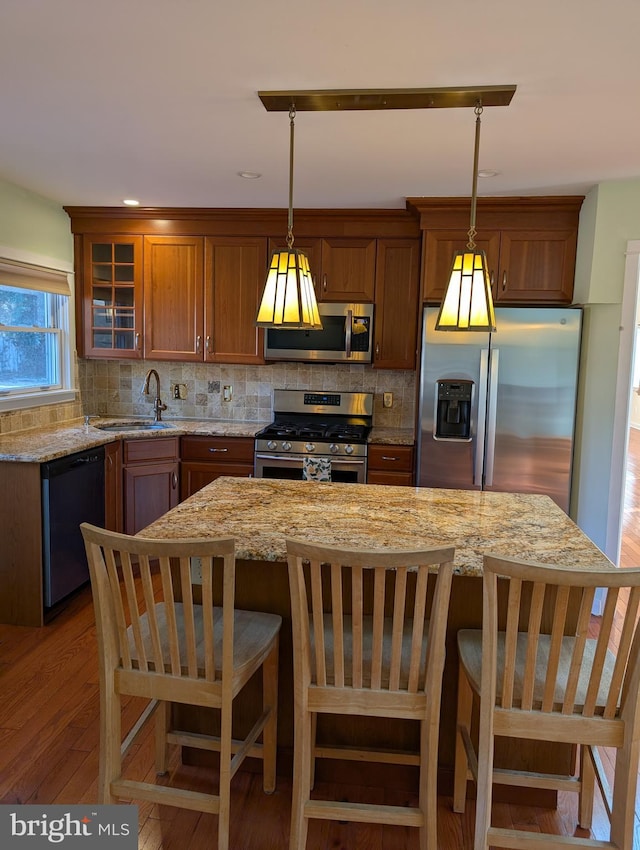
143 369 167 421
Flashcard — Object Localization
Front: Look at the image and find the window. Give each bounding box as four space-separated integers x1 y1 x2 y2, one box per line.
0 257 75 410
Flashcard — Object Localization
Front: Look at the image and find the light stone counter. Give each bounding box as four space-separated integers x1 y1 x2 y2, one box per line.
0 418 270 463
0 418 408 462
140 476 612 577
367 426 414 445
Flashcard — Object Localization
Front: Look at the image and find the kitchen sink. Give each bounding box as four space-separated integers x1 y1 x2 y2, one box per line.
96 421 176 432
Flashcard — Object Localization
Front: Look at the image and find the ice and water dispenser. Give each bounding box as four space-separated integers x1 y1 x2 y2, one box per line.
435 380 472 440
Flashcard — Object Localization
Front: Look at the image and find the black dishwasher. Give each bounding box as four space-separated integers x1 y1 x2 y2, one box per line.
41 446 105 609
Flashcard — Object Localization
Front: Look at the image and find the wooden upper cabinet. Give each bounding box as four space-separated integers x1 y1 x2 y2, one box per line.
494 230 578 304
205 237 266 364
81 235 143 358
268 236 377 303
410 197 583 307
143 236 204 360
373 239 421 370
319 238 377 302
422 230 501 304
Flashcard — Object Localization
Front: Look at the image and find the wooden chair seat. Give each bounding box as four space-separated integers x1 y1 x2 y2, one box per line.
287 538 455 850
81 523 281 850
458 629 617 713
309 612 430 690
130 603 281 685
453 554 640 850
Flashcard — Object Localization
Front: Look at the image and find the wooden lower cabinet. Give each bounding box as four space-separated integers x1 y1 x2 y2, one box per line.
181 435 254 500
367 443 415 486
123 437 180 535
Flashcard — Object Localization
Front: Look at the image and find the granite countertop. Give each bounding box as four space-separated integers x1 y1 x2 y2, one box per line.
0 418 414 463
140 476 613 577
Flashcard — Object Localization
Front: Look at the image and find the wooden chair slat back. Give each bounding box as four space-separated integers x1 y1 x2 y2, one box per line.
81 523 235 684
484 554 640 721
286 540 455 695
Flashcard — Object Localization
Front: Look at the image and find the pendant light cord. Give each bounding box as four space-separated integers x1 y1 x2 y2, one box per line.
287 104 296 249
467 102 483 251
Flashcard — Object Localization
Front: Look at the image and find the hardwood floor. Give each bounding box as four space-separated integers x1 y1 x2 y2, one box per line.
0 588 623 848
621 426 640 568
4 443 640 849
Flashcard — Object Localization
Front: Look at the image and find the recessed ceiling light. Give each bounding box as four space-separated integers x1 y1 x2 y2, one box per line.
122 199 140 206
478 170 499 178
237 171 262 180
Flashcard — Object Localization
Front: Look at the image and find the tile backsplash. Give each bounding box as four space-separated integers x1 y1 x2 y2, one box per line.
79 360 416 430
0 360 415 435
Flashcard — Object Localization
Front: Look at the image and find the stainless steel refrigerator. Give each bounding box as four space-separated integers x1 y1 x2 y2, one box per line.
416 306 582 513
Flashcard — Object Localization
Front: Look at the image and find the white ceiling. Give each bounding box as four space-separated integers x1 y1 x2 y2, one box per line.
2 0 640 210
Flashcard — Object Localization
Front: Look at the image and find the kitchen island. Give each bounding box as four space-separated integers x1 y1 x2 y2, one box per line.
140 476 613 798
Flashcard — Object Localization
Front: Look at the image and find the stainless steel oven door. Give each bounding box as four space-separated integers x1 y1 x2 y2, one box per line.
254 452 367 484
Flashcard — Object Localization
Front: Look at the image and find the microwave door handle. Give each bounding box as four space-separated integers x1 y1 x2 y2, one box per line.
345 310 353 358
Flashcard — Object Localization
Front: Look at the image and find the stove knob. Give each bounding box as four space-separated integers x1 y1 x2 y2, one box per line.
267 440 277 451
282 441 292 452
329 443 340 454
305 442 315 453
345 444 354 455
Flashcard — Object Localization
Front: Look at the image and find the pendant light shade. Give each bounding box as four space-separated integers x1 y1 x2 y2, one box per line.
256 247 322 328
435 104 496 332
256 106 322 330
436 249 496 331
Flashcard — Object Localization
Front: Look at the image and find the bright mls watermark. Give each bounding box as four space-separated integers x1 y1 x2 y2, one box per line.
0 805 138 847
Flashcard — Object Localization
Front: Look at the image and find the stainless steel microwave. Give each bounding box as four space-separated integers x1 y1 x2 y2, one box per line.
264 302 374 363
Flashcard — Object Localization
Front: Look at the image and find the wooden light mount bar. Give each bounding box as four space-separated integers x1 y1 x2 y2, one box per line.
258 85 516 112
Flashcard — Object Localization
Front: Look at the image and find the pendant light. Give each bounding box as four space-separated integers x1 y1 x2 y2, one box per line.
255 105 322 329
435 103 496 332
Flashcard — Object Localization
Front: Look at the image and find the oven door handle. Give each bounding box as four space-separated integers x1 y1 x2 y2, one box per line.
255 453 365 466
345 309 353 358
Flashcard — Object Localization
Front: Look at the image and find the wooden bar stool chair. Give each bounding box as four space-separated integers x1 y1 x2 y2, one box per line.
81 523 282 850
453 553 640 850
286 538 455 850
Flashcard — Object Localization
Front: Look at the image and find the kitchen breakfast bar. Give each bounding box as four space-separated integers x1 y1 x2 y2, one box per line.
140 476 614 798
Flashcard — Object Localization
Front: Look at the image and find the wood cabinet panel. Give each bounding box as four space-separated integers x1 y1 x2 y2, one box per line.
180 436 254 500
367 443 414 486
319 238 377 301
0 462 43 626
205 237 266 364
422 230 501 304
104 440 122 533
373 238 421 369
494 230 577 304
123 437 179 535
143 236 204 360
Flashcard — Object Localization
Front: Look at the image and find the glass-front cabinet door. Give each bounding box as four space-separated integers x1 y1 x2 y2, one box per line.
81 235 143 358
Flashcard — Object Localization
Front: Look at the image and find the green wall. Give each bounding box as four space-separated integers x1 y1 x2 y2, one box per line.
572 179 640 557
0 177 72 265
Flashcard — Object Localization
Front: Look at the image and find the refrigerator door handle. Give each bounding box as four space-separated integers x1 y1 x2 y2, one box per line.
475 349 490 487
484 348 500 486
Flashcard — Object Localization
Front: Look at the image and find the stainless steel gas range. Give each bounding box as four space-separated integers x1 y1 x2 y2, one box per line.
254 389 373 484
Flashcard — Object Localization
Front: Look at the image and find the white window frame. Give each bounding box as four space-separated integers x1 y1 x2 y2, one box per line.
0 246 76 412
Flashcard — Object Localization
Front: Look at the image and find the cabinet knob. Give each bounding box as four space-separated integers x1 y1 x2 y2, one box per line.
171 472 178 489
502 270 507 291
381 456 398 462
375 342 380 356
205 336 211 352
196 335 202 354
323 274 327 292
209 447 228 453
135 332 140 350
